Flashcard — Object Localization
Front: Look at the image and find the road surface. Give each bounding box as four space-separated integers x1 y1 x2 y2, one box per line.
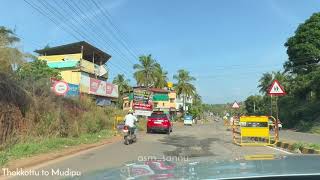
7 121 290 180
280 129 320 144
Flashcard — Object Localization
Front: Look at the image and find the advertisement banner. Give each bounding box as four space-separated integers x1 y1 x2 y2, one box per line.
133 103 153 110
133 110 153 117
66 83 80 96
51 79 79 97
80 73 118 98
133 88 153 112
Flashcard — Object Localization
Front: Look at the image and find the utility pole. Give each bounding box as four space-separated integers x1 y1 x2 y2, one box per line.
253 101 256 113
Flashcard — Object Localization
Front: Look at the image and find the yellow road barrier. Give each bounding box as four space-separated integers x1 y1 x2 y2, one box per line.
233 116 279 146
113 115 124 130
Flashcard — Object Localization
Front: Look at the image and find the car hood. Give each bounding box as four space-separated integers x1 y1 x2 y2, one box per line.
79 155 320 179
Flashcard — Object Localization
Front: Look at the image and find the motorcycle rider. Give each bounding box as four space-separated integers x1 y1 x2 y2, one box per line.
124 109 138 135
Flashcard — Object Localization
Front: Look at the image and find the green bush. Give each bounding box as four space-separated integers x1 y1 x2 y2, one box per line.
292 142 304 150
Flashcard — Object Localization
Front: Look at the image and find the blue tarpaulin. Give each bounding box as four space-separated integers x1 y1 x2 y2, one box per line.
96 97 112 106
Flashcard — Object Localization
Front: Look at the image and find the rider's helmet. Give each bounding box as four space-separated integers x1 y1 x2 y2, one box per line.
128 109 134 114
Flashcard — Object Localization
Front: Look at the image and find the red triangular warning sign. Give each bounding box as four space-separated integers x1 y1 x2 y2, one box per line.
268 80 286 96
232 101 240 108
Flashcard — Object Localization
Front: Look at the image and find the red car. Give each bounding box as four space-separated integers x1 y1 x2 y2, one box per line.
147 112 172 134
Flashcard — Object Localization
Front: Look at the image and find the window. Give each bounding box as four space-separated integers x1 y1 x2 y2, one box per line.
170 98 175 103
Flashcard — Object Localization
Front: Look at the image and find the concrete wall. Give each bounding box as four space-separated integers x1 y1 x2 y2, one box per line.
38 53 81 62
59 70 81 85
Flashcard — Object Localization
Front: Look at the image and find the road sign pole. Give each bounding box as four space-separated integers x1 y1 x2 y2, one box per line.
270 95 273 116
276 96 279 121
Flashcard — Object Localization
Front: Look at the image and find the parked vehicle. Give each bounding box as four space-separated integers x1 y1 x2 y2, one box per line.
147 112 172 134
123 125 137 145
183 114 193 126
268 118 283 131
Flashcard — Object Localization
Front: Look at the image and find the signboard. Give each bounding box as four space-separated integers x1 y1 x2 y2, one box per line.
51 79 79 97
232 101 240 109
80 73 119 98
66 83 80 96
52 80 69 96
133 103 153 110
268 80 286 96
133 88 153 112
134 110 153 116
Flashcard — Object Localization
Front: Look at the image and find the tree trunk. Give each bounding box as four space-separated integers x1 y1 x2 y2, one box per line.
183 95 186 113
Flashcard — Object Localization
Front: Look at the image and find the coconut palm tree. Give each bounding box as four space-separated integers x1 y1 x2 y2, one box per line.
154 63 168 88
173 69 196 112
113 74 131 107
133 54 158 87
258 72 273 94
0 26 22 73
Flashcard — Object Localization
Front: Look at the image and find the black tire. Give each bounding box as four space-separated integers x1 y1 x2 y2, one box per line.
124 138 129 145
170 128 173 132
147 128 151 133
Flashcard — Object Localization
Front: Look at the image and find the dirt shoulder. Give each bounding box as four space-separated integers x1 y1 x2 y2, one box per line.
1 135 121 175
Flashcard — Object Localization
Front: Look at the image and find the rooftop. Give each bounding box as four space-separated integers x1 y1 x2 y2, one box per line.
149 88 170 93
35 41 111 65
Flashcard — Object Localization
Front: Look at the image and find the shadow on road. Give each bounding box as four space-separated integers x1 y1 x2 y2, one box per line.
159 135 219 158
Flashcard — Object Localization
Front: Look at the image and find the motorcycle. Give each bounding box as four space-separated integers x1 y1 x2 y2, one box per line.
123 125 137 145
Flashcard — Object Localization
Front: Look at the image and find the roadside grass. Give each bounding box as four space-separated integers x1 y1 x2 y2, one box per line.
292 142 320 151
137 117 147 131
0 130 113 166
292 142 305 151
308 123 320 135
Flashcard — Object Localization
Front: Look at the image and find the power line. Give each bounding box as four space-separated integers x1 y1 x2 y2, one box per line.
65 0 136 67
86 0 139 60
39 0 134 75
24 0 133 78
49 0 134 73
90 0 143 56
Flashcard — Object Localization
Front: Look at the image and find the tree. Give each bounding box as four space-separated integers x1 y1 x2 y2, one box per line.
244 95 269 115
189 93 203 119
284 13 320 74
17 59 61 81
0 26 20 47
113 74 131 108
0 26 23 73
16 59 61 96
154 63 168 88
258 72 273 94
173 69 196 112
133 54 158 87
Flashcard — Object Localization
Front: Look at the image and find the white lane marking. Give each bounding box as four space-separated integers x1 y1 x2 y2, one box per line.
265 145 293 154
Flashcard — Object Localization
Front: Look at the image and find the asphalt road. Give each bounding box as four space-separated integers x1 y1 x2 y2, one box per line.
7 121 290 180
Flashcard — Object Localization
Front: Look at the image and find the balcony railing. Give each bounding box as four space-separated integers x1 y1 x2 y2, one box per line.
80 59 108 77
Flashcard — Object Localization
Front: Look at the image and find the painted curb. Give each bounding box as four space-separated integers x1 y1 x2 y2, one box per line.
276 141 320 154
258 138 320 154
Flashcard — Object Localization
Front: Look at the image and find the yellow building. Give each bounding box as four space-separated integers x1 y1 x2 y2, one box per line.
36 41 118 105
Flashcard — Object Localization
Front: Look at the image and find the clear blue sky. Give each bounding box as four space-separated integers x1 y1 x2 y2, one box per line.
1 0 320 104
